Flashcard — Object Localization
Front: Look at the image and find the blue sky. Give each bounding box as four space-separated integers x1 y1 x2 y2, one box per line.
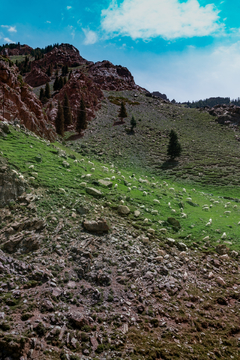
1 0 240 102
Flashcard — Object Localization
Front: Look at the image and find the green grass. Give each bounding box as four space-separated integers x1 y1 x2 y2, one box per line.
77 90 240 190
1 125 240 252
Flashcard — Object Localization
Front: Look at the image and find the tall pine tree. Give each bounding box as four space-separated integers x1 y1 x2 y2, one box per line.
118 101 127 123
63 93 72 130
53 76 59 91
45 82 50 99
55 101 64 137
167 130 182 160
76 99 87 134
130 115 136 132
39 88 44 101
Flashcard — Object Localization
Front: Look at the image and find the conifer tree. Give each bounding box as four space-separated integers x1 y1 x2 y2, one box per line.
63 93 72 130
76 99 87 134
53 76 59 91
58 77 64 90
118 101 127 123
46 65 51 77
55 101 64 137
39 88 44 101
167 130 182 160
130 115 136 132
45 82 50 99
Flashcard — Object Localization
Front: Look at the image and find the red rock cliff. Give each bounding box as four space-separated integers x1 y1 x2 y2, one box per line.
0 57 56 141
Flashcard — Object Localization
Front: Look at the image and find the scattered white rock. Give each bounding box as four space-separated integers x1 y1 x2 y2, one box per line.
206 218 212 226
181 212 187 218
59 188 66 193
208 272 214 279
216 277 226 286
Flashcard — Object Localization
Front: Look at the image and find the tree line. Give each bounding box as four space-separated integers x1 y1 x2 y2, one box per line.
184 97 240 108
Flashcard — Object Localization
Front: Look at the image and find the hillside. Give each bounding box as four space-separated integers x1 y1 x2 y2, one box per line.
0 121 239 360
0 43 240 360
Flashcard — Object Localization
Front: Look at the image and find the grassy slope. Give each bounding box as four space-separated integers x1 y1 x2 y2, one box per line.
1 125 240 252
75 90 240 193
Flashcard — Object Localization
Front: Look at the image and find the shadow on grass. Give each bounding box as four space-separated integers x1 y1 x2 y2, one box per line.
160 159 180 169
113 120 125 126
65 133 84 141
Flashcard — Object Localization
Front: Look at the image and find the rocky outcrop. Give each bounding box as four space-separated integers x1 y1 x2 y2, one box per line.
25 67 50 87
47 70 104 123
88 60 141 91
0 58 56 141
32 43 87 71
204 103 240 126
0 162 25 208
1 44 33 56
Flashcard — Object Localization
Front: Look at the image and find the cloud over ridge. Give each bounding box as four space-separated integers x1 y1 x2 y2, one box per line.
101 0 221 40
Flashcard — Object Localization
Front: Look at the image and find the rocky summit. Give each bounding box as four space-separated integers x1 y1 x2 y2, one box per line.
0 43 240 360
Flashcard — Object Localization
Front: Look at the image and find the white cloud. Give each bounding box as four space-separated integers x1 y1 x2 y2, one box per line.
46 21 51 24
67 6 72 10
8 26 17 33
4 37 15 43
1 25 17 33
83 29 98 45
101 0 222 40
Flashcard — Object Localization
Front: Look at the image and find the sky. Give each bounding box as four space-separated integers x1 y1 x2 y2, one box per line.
1 0 240 102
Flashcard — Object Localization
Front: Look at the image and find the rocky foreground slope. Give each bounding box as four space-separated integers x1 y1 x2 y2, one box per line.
0 123 239 360
0 177 239 360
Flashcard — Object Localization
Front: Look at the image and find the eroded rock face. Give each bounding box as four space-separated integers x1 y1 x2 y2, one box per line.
32 43 87 70
0 58 56 141
88 60 141 91
25 68 50 87
47 70 104 123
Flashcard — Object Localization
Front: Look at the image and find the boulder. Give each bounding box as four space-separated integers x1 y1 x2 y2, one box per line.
118 205 130 215
216 244 228 255
98 179 113 188
134 210 140 217
68 312 89 329
86 187 103 197
0 164 26 208
176 242 188 251
83 218 109 233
